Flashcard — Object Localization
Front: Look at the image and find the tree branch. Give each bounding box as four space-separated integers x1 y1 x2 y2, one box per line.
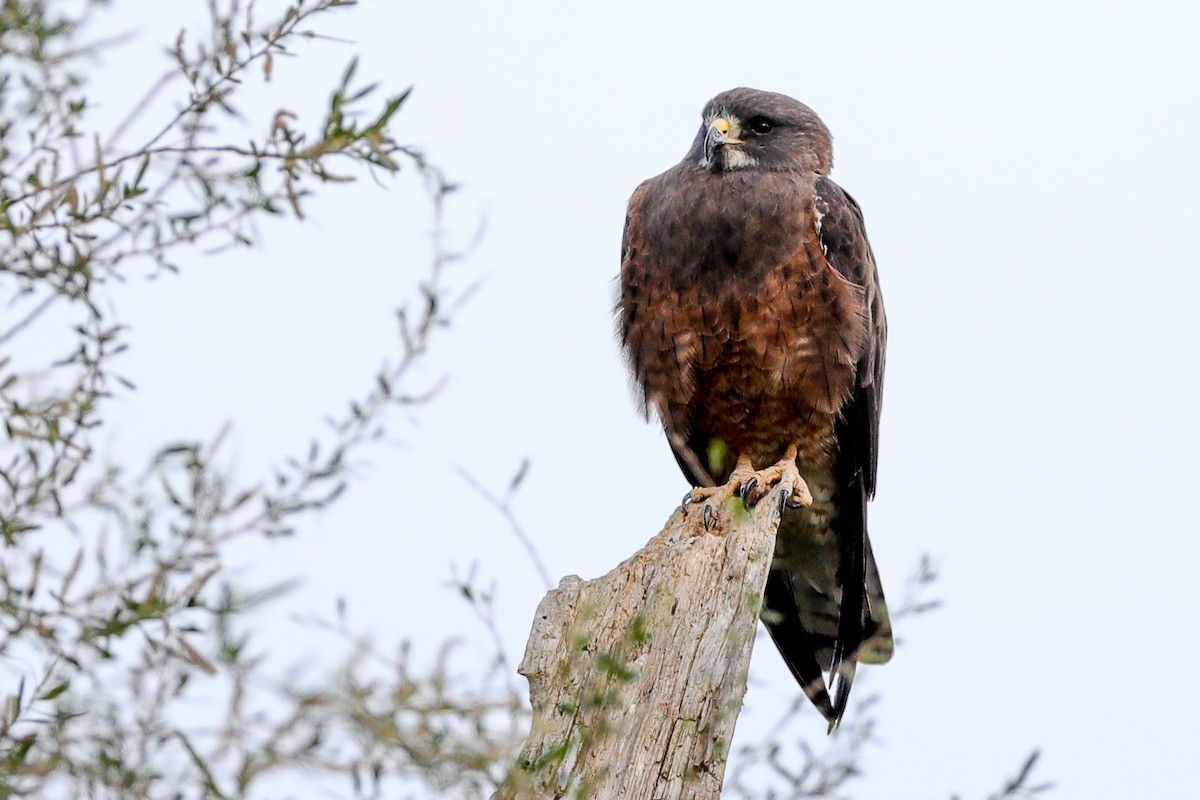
495 486 789 799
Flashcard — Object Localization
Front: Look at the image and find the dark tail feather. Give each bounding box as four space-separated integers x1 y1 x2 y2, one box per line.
762 474 891 730
763 571 837 721
826 475 867 730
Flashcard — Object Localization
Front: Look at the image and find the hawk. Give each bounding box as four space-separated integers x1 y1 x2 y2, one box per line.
618 88 892 728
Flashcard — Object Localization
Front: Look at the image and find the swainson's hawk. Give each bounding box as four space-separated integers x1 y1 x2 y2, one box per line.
618 88 892 728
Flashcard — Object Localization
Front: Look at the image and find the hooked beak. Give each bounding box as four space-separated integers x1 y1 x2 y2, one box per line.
703 116 744 167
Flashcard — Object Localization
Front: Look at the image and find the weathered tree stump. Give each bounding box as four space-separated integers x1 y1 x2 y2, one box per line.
494 486 787 799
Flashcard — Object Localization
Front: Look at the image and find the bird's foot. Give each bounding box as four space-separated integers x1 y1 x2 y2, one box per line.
684 448 813 531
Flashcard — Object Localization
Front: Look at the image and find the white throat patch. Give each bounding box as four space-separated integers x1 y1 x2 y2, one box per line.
719 148 756 170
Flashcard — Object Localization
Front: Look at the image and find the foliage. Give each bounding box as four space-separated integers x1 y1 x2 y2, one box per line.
0 2 522 797
0 2 1050 799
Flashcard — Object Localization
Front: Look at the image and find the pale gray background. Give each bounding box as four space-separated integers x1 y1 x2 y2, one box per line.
83 0 1200 796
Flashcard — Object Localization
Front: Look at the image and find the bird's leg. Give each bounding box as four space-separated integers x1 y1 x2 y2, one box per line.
685 454 758 529
686 445 813 531
740 443 815 511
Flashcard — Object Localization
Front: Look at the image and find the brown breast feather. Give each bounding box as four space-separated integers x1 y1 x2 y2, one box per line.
619 167 870 471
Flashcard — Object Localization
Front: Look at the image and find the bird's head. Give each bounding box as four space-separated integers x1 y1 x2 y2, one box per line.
691 88 833 175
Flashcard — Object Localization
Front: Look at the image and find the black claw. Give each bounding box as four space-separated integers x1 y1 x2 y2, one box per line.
703 503 715 531
778 490 788 516
738 477 758 504
681 491 694 507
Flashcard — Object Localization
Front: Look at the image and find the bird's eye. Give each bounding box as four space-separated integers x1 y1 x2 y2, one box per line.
747 117 774 135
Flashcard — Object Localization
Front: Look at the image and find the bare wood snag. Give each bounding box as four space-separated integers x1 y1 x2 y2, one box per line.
495 486 789 799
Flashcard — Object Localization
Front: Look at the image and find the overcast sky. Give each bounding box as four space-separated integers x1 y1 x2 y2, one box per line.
71 0 1200 796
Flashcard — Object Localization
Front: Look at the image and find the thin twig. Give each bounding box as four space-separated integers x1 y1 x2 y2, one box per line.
0 293 60 346
455 466 554 591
